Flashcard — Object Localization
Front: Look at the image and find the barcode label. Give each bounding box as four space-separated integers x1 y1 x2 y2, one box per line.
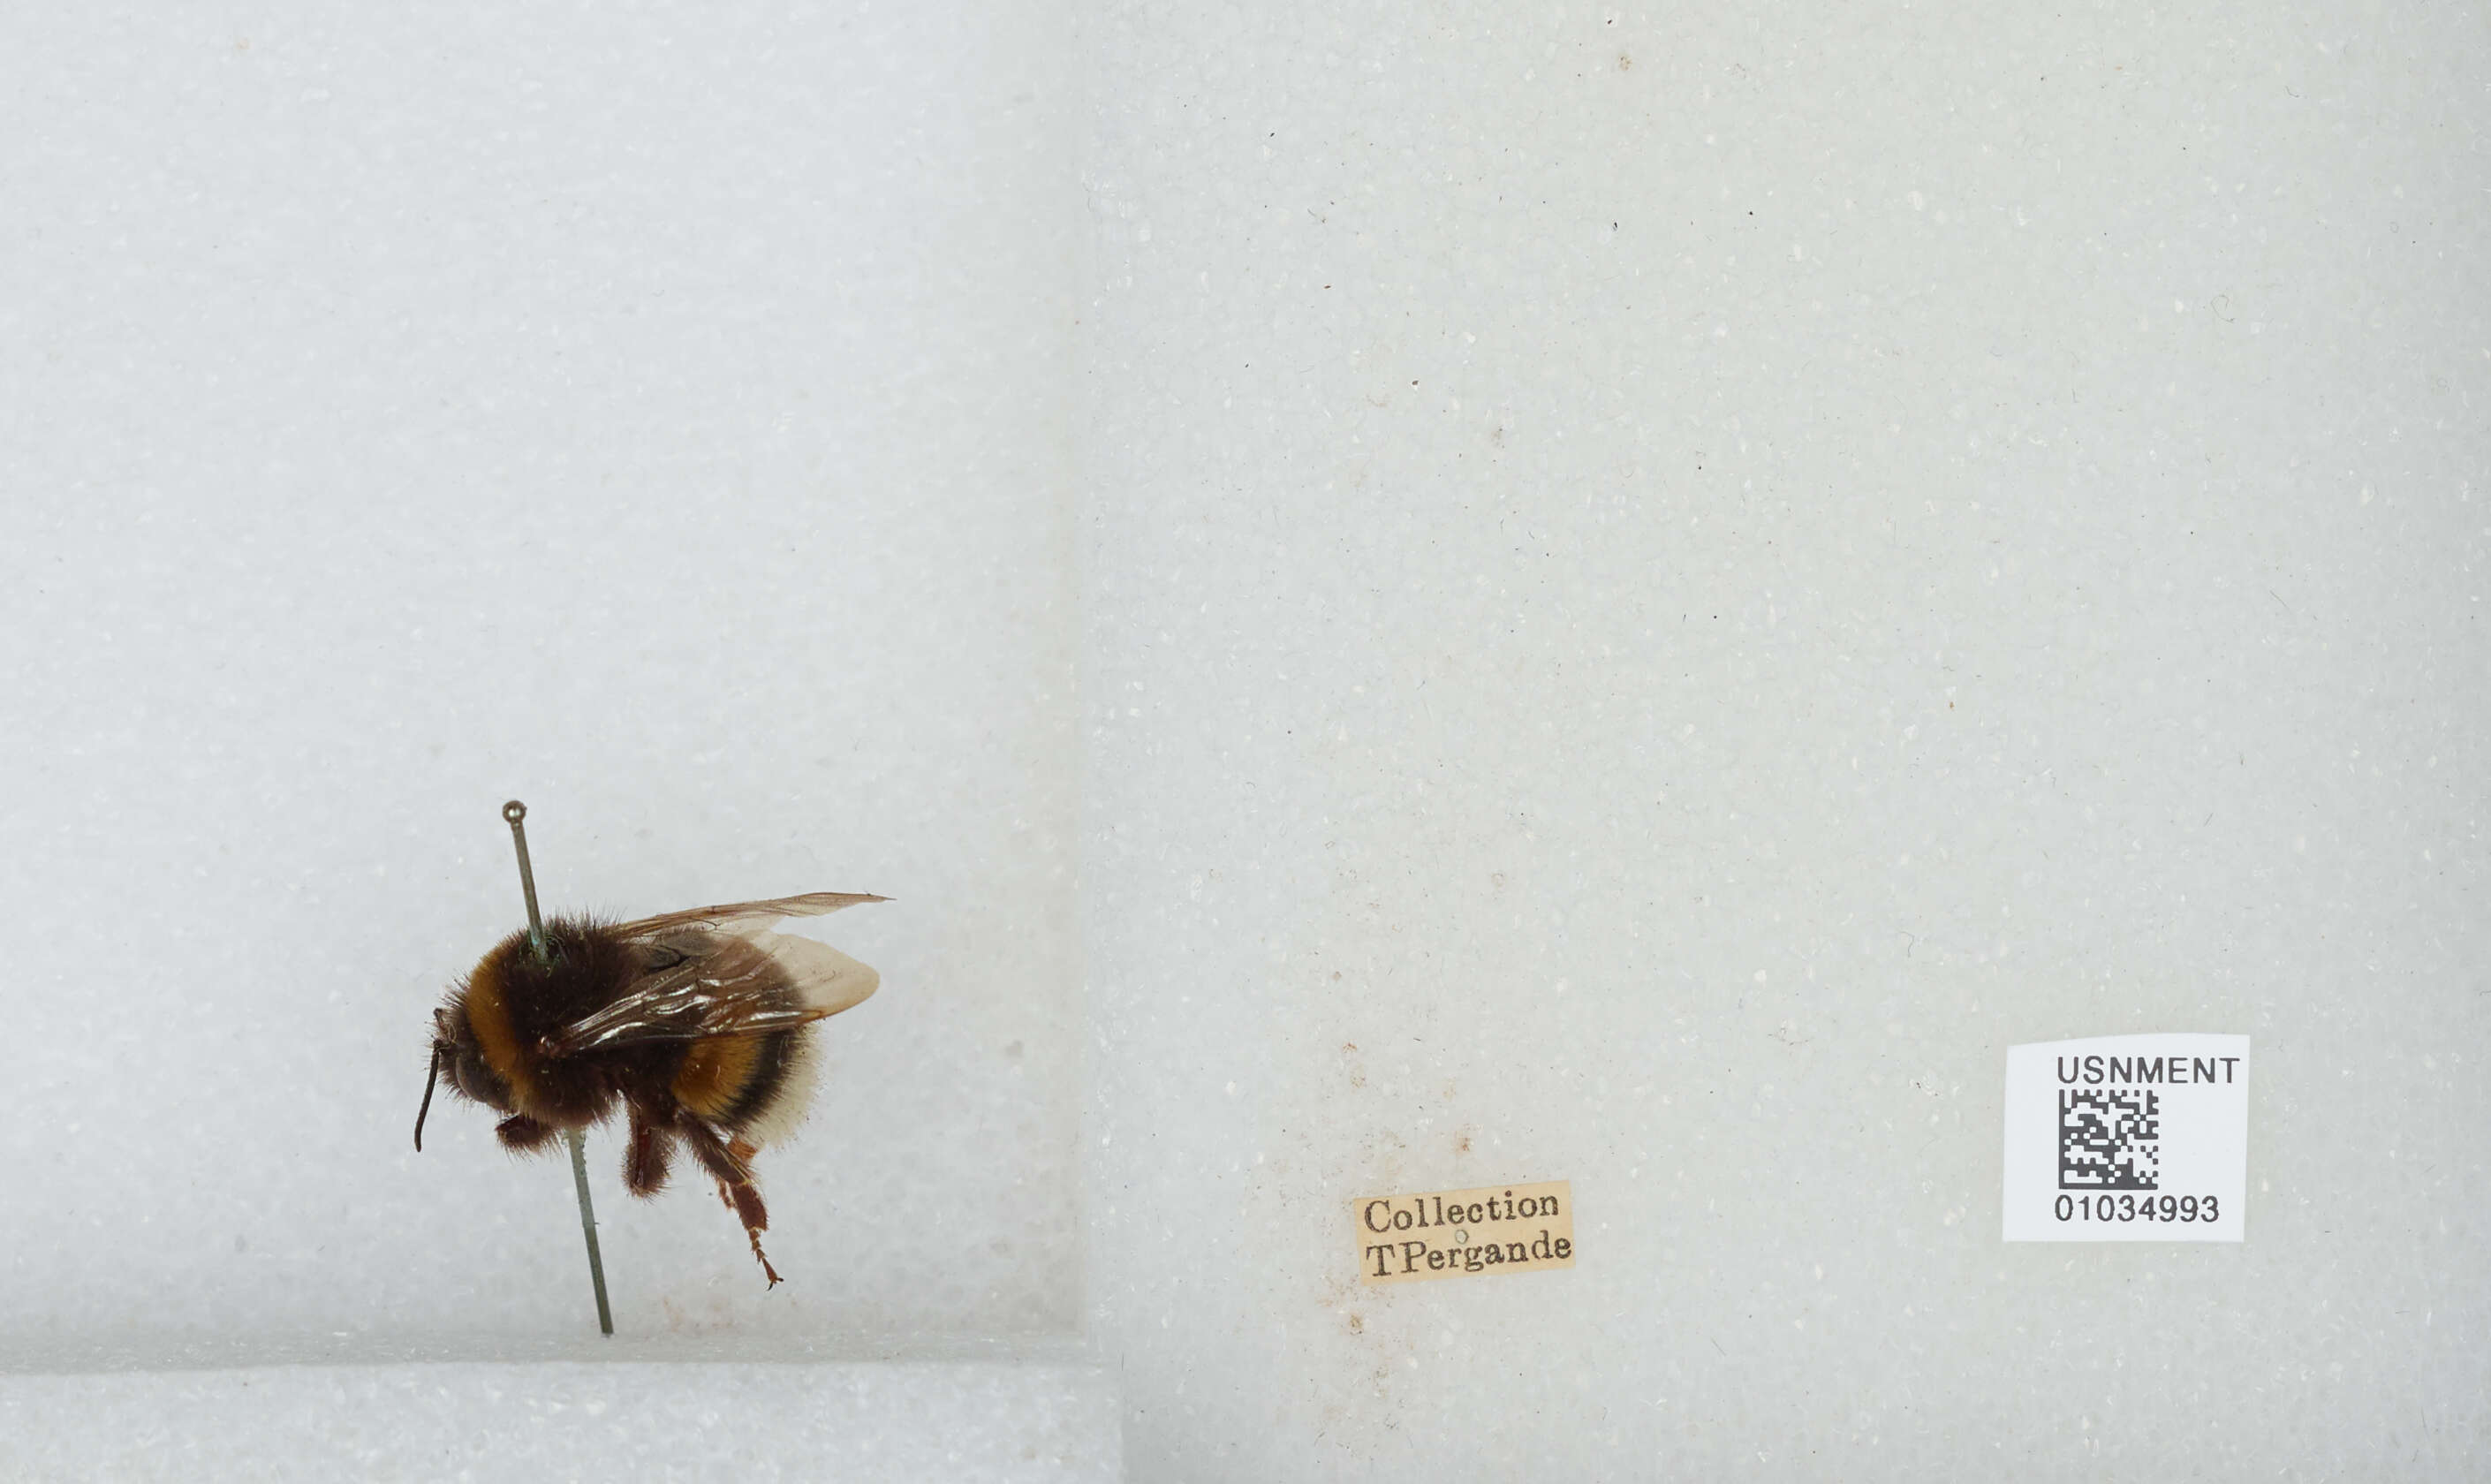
2003 1034 2248 1242
2059 1087 2160 1190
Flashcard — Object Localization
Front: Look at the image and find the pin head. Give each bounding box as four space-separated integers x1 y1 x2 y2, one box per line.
504 800 527 824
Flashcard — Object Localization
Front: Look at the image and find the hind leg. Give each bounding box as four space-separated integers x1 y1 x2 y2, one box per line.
677 1115 782 1286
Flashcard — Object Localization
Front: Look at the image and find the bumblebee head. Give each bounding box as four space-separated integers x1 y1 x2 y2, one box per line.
415 1001 517 1151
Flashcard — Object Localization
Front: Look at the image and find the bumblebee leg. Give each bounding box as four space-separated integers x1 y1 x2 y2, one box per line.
624 1104 676 1196
495 1114 560 1152
678 1116 782 1287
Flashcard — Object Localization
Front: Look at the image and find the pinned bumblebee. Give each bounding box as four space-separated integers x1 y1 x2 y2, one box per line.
417 802 884 1295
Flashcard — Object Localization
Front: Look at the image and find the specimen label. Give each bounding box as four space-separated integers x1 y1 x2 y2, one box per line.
1354 1179 1575 1284
2003 1034 2249 1243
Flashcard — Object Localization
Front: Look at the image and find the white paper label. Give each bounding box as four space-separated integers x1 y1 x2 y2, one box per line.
2003 1034 2248 1242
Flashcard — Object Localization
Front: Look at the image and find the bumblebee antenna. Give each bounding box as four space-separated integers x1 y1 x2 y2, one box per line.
503 799 615 1337
414 1045 441 1151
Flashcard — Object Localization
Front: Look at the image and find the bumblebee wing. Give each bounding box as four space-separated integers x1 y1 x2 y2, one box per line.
731 928 880 1018
540 928 879 1058
615 891 888 939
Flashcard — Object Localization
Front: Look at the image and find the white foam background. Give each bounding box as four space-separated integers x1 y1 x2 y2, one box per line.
0 1360 1119 1483
1 0 1082 1401
11 1 2491 1480
1081 2 2488 1479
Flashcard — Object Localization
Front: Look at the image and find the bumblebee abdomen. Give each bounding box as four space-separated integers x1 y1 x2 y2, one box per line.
672 1031 765 1121
673 1025 816 1146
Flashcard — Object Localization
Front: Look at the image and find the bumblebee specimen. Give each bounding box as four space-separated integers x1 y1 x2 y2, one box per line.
415 891 885 1285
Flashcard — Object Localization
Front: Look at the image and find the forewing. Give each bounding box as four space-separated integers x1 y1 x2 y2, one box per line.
615 891 888 939
541 929 876 1057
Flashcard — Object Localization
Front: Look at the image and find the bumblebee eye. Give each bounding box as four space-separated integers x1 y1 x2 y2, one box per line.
450 1043 513 1110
